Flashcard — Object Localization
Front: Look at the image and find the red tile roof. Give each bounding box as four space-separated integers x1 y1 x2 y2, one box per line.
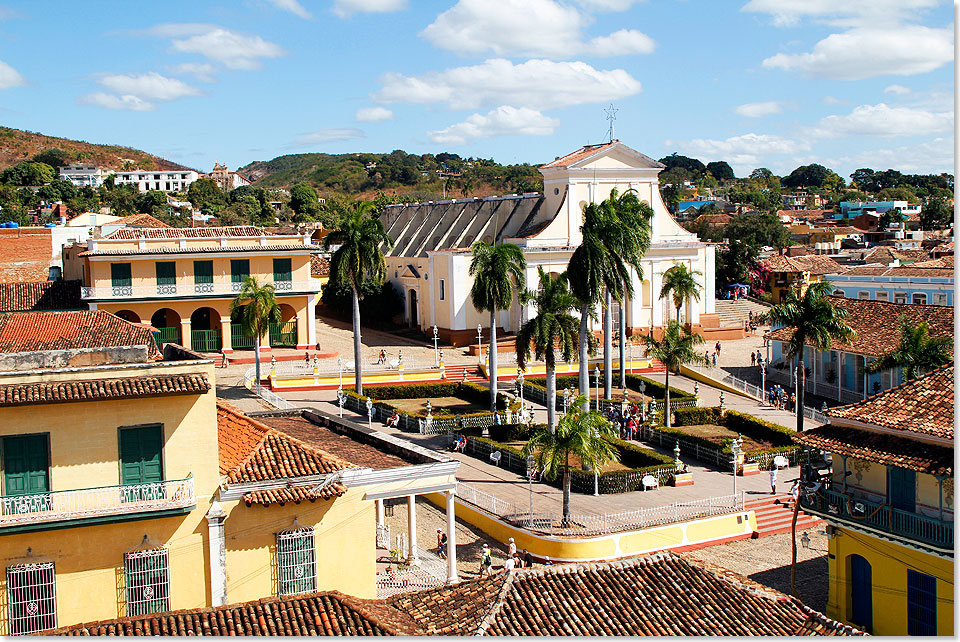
761 254 844 275
115 213 172 228
257 416 409 470
765 296 953 357
0 310 161 358
79 244 316 256
311 254 330 277
0 228 52 282
540 141 620 168
826 364 953 442
104 225 265 239
793 424 952 476
47 552 863 636
0 280 82 312
0 373 211 407
217 402 355 505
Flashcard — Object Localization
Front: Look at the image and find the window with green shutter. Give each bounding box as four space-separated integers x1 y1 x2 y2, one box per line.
273 258 292 290
2 434 52 515
276 528 316 595
111 263 132 293
193 260 213 284
155 262 176 294
119 425 164 503
231 259 250 291
124 548 170 617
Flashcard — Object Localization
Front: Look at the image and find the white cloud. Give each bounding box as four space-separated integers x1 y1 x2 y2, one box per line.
170 62 217 82
822 96 846 105
577 0 641 10
145 23 220 37
374 58 642 110
333 0 407 18
161 26 284 70
420 0 654 58
428 106 560 144
97 72 201 101
355 106 393 122
664 132 809 176
0 61 25 89
810 103 952 138
826 137 952 176
741 0 940 29
734 101 783 118
761 26 952 80
292 127 366 145
267 0 311 19
884 84 911 95
77 93 155 111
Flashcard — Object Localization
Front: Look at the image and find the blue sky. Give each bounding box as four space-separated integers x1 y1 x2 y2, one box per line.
0 1 953 180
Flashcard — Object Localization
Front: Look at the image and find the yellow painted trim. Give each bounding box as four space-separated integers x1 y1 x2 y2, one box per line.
480 359 653 379
269 370 445 389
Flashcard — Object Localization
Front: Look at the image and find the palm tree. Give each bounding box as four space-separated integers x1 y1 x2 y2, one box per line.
866 314 952 383
324 201 393 395
230 276 281 395
768 281 854 432
639 321 709 429
659 263 702 325
515 267 579 433
521 396 619 525
469 240 526 414
568 203 631 410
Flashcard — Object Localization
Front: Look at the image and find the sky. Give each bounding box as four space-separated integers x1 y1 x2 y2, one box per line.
0 0 954 181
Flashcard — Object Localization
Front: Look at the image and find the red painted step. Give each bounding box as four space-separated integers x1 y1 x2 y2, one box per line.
443 365 488 384
746 495 823 538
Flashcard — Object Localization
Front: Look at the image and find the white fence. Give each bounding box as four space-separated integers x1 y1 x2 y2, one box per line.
81 279 322 300
243 367 297 410
270 357 436 377
455 482 744 538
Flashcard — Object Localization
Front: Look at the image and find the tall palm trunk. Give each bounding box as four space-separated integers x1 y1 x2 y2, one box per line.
578 304 590 411
562 453 571 526
352 285 363 394
488 308 498 414
619 291 626 387
254 334 262 395
603 289 612 400
796 360 805 433
664 366 671 429
546 363 556 434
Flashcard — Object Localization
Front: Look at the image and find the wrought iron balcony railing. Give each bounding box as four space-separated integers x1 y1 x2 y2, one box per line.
802 485 953 551
0 477 195 529
82 280 322 300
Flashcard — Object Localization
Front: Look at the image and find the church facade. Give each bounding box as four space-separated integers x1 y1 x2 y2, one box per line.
379 141 723 346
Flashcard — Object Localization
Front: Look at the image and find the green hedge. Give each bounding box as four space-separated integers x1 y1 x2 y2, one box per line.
655 406 799 459
523 373 692 401
672 406 722 426
346 381 505 411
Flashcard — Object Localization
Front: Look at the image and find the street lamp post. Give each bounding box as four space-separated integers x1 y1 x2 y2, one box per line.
517 370 525 424
639 380 646 421
594 366 601 410
562 387 570 415
731 433 743 498
432 325 439 366
477 324 483 366
526 455 536 527
337 386 345 418
366 396 373 430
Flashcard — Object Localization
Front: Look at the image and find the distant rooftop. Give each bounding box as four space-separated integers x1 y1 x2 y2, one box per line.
104 225 266 240
0 310 160 360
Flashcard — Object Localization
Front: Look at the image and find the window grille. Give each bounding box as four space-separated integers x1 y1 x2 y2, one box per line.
907 570 937 636
124 548 170 617
276 528 316 596
6 562 56 635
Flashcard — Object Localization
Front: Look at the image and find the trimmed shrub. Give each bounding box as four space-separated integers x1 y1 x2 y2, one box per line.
346 381 505 411
673 406 722 426
523 373 692 401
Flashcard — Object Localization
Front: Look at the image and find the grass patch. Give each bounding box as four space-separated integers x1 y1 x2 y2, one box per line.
385 396 489 415
669 424 773 451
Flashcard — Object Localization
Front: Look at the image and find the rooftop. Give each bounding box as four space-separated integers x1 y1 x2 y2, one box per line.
765 296 953 357
0 227 52 282
257 415 410 470
103 225 267 240
0 280 82 312
48 552 863 636
760 254 844 275
0 310 161 359
79 243 318 257
793 424 952 477
113 213 172 228
0 372 211 408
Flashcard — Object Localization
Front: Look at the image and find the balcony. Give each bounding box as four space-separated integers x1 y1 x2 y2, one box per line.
803 485 953 552
0 477 195 533
82 280 322 300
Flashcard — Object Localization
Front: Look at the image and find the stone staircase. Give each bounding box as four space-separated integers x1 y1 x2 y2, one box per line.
443 364 488 384
746 495 823 538
714 299 771 329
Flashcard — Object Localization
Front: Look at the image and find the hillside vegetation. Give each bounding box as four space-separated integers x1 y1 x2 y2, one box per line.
0 126 190 172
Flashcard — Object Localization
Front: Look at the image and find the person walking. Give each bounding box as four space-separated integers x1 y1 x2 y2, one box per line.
437 529 447 559
769 465 778 495
751 352 756 367
522 549 533 568
480 544 493 576
503 555 516 572
507 537 517 558
715 341 722 356
712 352 718 367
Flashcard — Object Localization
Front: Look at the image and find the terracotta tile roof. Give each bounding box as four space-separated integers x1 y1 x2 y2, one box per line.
838 262 953 278
104 225 264 240
217 402 355 505
793 424 952 476
826 364 953 442
931 242 953 254
0 280 83 311
765 296 953 357
79 243 317 256
0 310 161 357
258 416 410 470
540 141 620 168
115 213 172 228
47 553 862 636
0 373 211 407
860 247 929 265
311 254 330 277
47 591 408 636
0 228 52 282
761 254 844 275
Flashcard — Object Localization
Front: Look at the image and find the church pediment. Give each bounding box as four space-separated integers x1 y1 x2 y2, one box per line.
399 264 421 279
542 140 665 172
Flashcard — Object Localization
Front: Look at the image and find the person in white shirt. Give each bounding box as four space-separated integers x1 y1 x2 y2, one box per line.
503 556 515 572
769 466 778 495
507 537 517 557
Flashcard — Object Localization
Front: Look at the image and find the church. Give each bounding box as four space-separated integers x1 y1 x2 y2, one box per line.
379 140 725 347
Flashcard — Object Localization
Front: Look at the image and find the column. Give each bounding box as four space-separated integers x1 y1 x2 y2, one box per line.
650 264 664 330
205 501 228 606
180 318 192 351
445 490 458 584
220 318 233 354
376 499 384 529
302 296 316 351
406 495 420 566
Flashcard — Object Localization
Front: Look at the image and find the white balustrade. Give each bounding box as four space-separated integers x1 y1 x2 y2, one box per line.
81 280 322 300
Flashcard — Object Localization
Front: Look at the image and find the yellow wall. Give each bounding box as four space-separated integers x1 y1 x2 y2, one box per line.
828 526 954 636
86 254 312 291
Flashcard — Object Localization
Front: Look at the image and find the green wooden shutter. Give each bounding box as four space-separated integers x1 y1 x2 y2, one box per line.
230 259 250 283
273 258 292 282
888 467 916 512
3 435 49 496
111 263 132 287
155 262 176 286
193 260 213 284
119 426 164 486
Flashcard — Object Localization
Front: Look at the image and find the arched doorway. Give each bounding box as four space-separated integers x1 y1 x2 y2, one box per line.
408 289 419 328
115 310 140 324
848 554 872 631
230 305 254 350
270 303 298 347
190 307 222 352
150 308 181 347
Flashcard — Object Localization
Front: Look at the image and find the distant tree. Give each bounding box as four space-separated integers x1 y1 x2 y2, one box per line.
706 161 735 181
716 238 759 288
849 168 878 192
639 321 708 429
230 277 280 395
838 190 870 203
920 197 951 230
136 190 168 217
660 263 702 324
725 212 790 250
31 148 72 169
659 153 706 176
877 187 919 203
37 179 77 203
750 167 774 181
782 163 834 189
187 178 226 216
289 182 320 222
2 161 55 186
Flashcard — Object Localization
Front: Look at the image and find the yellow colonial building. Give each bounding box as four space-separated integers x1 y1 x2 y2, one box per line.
0 309 459 634
62 225 322 355
795 365 954 636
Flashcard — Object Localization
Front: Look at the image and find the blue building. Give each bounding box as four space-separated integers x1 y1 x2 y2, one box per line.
826 263 953 307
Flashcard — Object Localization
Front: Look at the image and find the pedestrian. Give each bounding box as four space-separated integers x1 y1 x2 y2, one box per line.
704 350 710 365
523 549 533 568
503 555 515 572
712 352 718 367
437 529 447 559
769 465 778 495
790 480 800 505
304 351 310 364
480 544 493 576
788 392 795 412
715 341 721 356
751 352 756 367
507 537 516 558
544 556 553 566
756 349 762 365
513 552 523 568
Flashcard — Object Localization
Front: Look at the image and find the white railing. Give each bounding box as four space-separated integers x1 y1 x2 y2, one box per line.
269 357 436 377
376 557 447 599
243 367 297 410
81 279 323 300
455 483 744 538
0 477 195 527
